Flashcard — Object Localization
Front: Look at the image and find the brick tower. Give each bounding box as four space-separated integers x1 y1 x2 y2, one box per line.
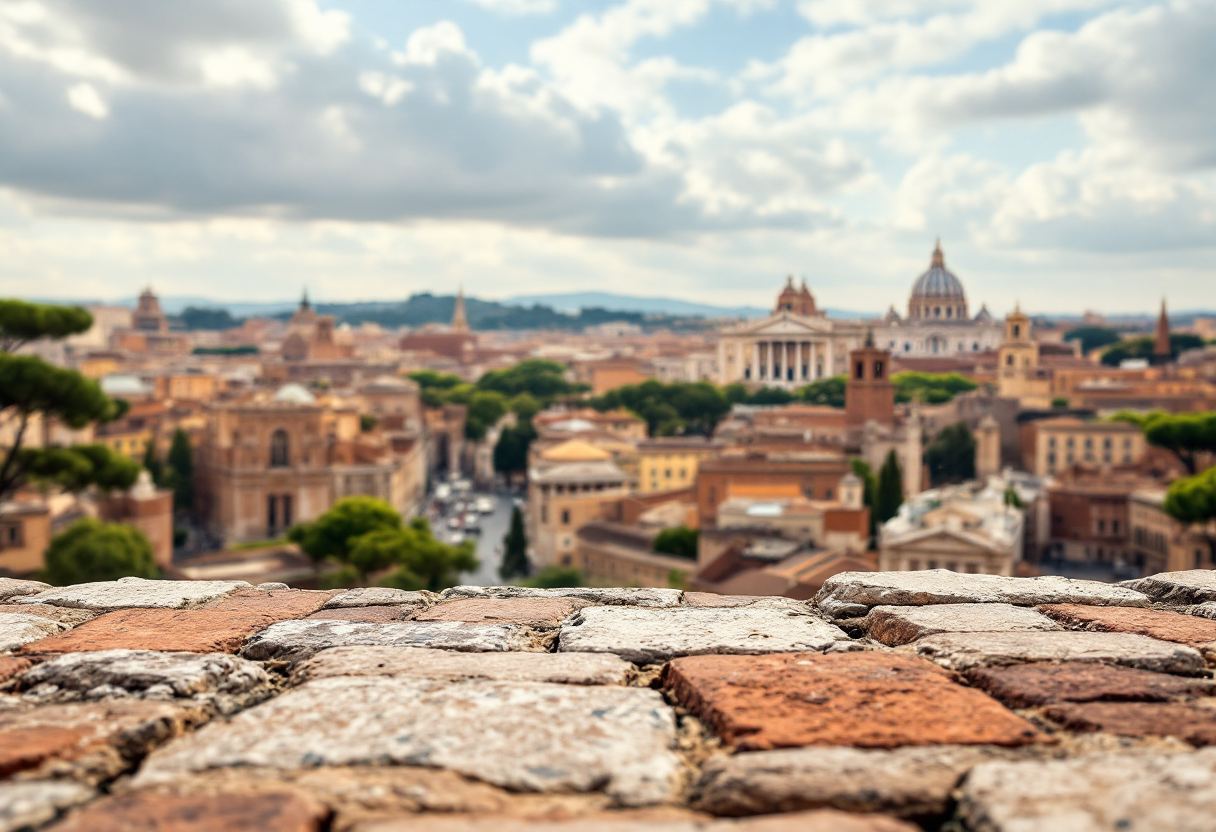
845 329 895 429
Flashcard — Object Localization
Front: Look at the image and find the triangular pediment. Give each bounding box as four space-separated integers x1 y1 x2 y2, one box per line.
734 313 834 337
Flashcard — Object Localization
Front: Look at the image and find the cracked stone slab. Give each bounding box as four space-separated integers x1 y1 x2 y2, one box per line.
293 646 635 686
0 613 68 652
863 604 1061 646
415 598 588 628
682 594 810 611
967 662 1216 708
18 649 269 706
558 606 851 664
321 587 438 610
2 604 95 627
814 570 1149 619
134 676 682 806
0 699 201 783
695 745 1015 820
0 577 49 602
1189 602 1216 620
19 577 251 612
44 790 329 832
443 585 683 608
958 747 1216 832
240 619 549 663
359 811 919 831
0 780 94 832
905 631 1206 674
1123 570 1216 606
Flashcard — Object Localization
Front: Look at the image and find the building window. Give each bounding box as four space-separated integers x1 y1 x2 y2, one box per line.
270 429 290 467
1006 355 1014 366
874 360 884 379
1049 437 1057 447
540 506 548 523
561 509 570 525
267 496 277 532
282 494 293 527
855 361 865 380
1014 324 1021 338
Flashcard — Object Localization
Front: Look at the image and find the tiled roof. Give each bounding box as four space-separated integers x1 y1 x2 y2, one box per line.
4 571 1216 829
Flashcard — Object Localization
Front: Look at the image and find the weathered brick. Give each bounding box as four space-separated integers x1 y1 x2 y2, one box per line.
2 604 95 627
1040 603 1216 646
0 613 67 652
357 811 917 832
559 607 851 664
443 585 683 608
203 589 331 618
0 577 49 602
321 587 437 609
45 791 328 832
292 645 634 686
814 570 1148 619
0 699 198 782
240 619 549 663
1124 570 1216 606
958 748 1216 832
694 744 1011 820
665 652 1047 751
306 606 415 622
1044 701 1216 745
906 631 1205 674
20 578 250 612
0 780 94 832
967 661 1215 707
135 677 681 806
18 609 299 655
0 656 32 684
414 598 586 628
682 594 809 611
863 603 1060 646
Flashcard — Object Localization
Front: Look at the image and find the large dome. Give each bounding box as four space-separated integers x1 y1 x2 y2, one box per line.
907 241 968 321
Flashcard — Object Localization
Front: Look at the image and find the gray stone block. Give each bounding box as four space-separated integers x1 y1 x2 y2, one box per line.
20 577 251 611
320 587 438 609
294 645 634 685
0 781 94 832
443 585 683 608
1125 570 1216 606
0 612 68 652
19 649 269 703
0 577 50 602
905 630 1206 674
864 603 1061 646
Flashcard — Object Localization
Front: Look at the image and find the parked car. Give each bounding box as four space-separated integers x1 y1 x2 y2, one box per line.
447 516 462 530
449 532 465 545
463 512 481 533
434 483 452 502
475 497 495 515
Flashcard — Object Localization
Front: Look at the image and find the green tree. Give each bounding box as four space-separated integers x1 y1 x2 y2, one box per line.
1051 397 1069 409
1163 467 1216 563
377 518 478 592
493 421 536 476
359 414 378 432
1063 326 1121 355
166 428 194 512
926 422 977 486
1101 334 1205 366
521 565 583 588
851 457 879 540
1004 486 1023 509
0 300 94 353
477 360 581 400
499 506 530 581
176 307 241 331
875 450 904 524
142 439 165 487
653 526 699 559
1142 412 1216 475
287 496 402 571
893 372 978 405
796 376 847 407
43 518 157 586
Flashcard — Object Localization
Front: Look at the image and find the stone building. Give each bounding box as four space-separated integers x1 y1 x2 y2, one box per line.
1043 466 1162 576
97 471 175 569
996 307 1053 407
636 437 723 495
1020 417 1146 477
526 439 630 568
280 294 354 363
870 242 1002 357
1129 488 1216 574
574 521 696 588
694 451 853 528
0 501 51 575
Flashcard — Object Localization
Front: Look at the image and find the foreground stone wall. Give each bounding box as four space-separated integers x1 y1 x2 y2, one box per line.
3 570 1216 830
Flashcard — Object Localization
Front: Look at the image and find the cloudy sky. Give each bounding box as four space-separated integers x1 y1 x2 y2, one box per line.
0 0 1212 314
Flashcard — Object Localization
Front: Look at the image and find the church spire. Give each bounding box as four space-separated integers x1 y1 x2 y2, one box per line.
1153 298 1171 365
451 286 469 333
931 237 944 267
300 287 311 311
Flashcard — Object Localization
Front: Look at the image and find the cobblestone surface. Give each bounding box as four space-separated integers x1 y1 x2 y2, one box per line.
9 570 1216 831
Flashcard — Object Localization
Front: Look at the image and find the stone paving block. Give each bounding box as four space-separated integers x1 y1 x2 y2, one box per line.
321 587 437 610
0 780 94 832
967 661 1216 707
293 645 635 686
203 588 332 618
0 699 199 782
0 612 68 652
1043 701 1216 745
357 810 917 832
20 577 251 612
0 577 49 602
1041 602 1216 646
242 619 549 663
665 652 1046 751
559 607 851 664
415 598 587 628
1124 569 1216 606
135 676 682 806
17 608 303 655
2 604 95 626
695 744 1013 820
1190 601 1216 620
306 606 415 622
815 571 1149 619
863 603 1060 646
906 631 1206 674
443 585 683 608
0 656 32 684
18 649 269 705
682 594 809 611
46 790 329 832
958 747 1216 832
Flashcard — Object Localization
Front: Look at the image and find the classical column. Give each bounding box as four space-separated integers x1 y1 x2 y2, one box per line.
768 340 776 383
750 340 760 381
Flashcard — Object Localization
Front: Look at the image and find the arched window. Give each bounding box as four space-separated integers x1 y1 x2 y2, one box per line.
270 429 289 467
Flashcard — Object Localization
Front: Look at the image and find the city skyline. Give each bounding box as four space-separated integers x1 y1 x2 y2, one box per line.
0 0 1213 313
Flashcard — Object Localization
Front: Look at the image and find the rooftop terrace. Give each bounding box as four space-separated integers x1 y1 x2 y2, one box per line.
5 570 1216 830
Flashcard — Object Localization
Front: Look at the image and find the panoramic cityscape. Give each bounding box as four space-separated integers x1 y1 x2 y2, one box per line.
2 1 1216 831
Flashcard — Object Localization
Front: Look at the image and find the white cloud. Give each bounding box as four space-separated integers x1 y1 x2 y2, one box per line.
65 81 107 118
463 0 559 16
394 21 475 67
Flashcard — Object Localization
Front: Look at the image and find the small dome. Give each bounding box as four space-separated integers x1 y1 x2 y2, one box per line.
550 418 597 432
540 439 611 462
273 383 317 405
100 374 152 396
907 240 968 321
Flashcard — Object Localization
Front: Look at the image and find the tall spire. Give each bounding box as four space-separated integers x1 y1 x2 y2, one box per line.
931 237 944 267
1153 298 1171 364
300 287 311 311
451 285 469 333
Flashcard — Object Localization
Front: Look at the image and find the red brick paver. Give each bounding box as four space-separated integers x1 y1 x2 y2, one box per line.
664 652 1048 751
1039 604 1216 646
0 655 32 684
966 661 1215 707
413 598 585 628
204 589 332 618
46 791 328 832
19 608 295 654
1044 701 1216 746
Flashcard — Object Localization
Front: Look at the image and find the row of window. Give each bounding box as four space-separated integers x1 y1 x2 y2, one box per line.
1048 436 1134 449
1046 452 1134 468
267 493 294 534
905 559 983 573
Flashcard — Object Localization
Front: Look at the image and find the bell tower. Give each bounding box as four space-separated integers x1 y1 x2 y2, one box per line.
845 329 895 429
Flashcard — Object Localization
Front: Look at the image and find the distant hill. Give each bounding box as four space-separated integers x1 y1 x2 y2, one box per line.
504 291 876 320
